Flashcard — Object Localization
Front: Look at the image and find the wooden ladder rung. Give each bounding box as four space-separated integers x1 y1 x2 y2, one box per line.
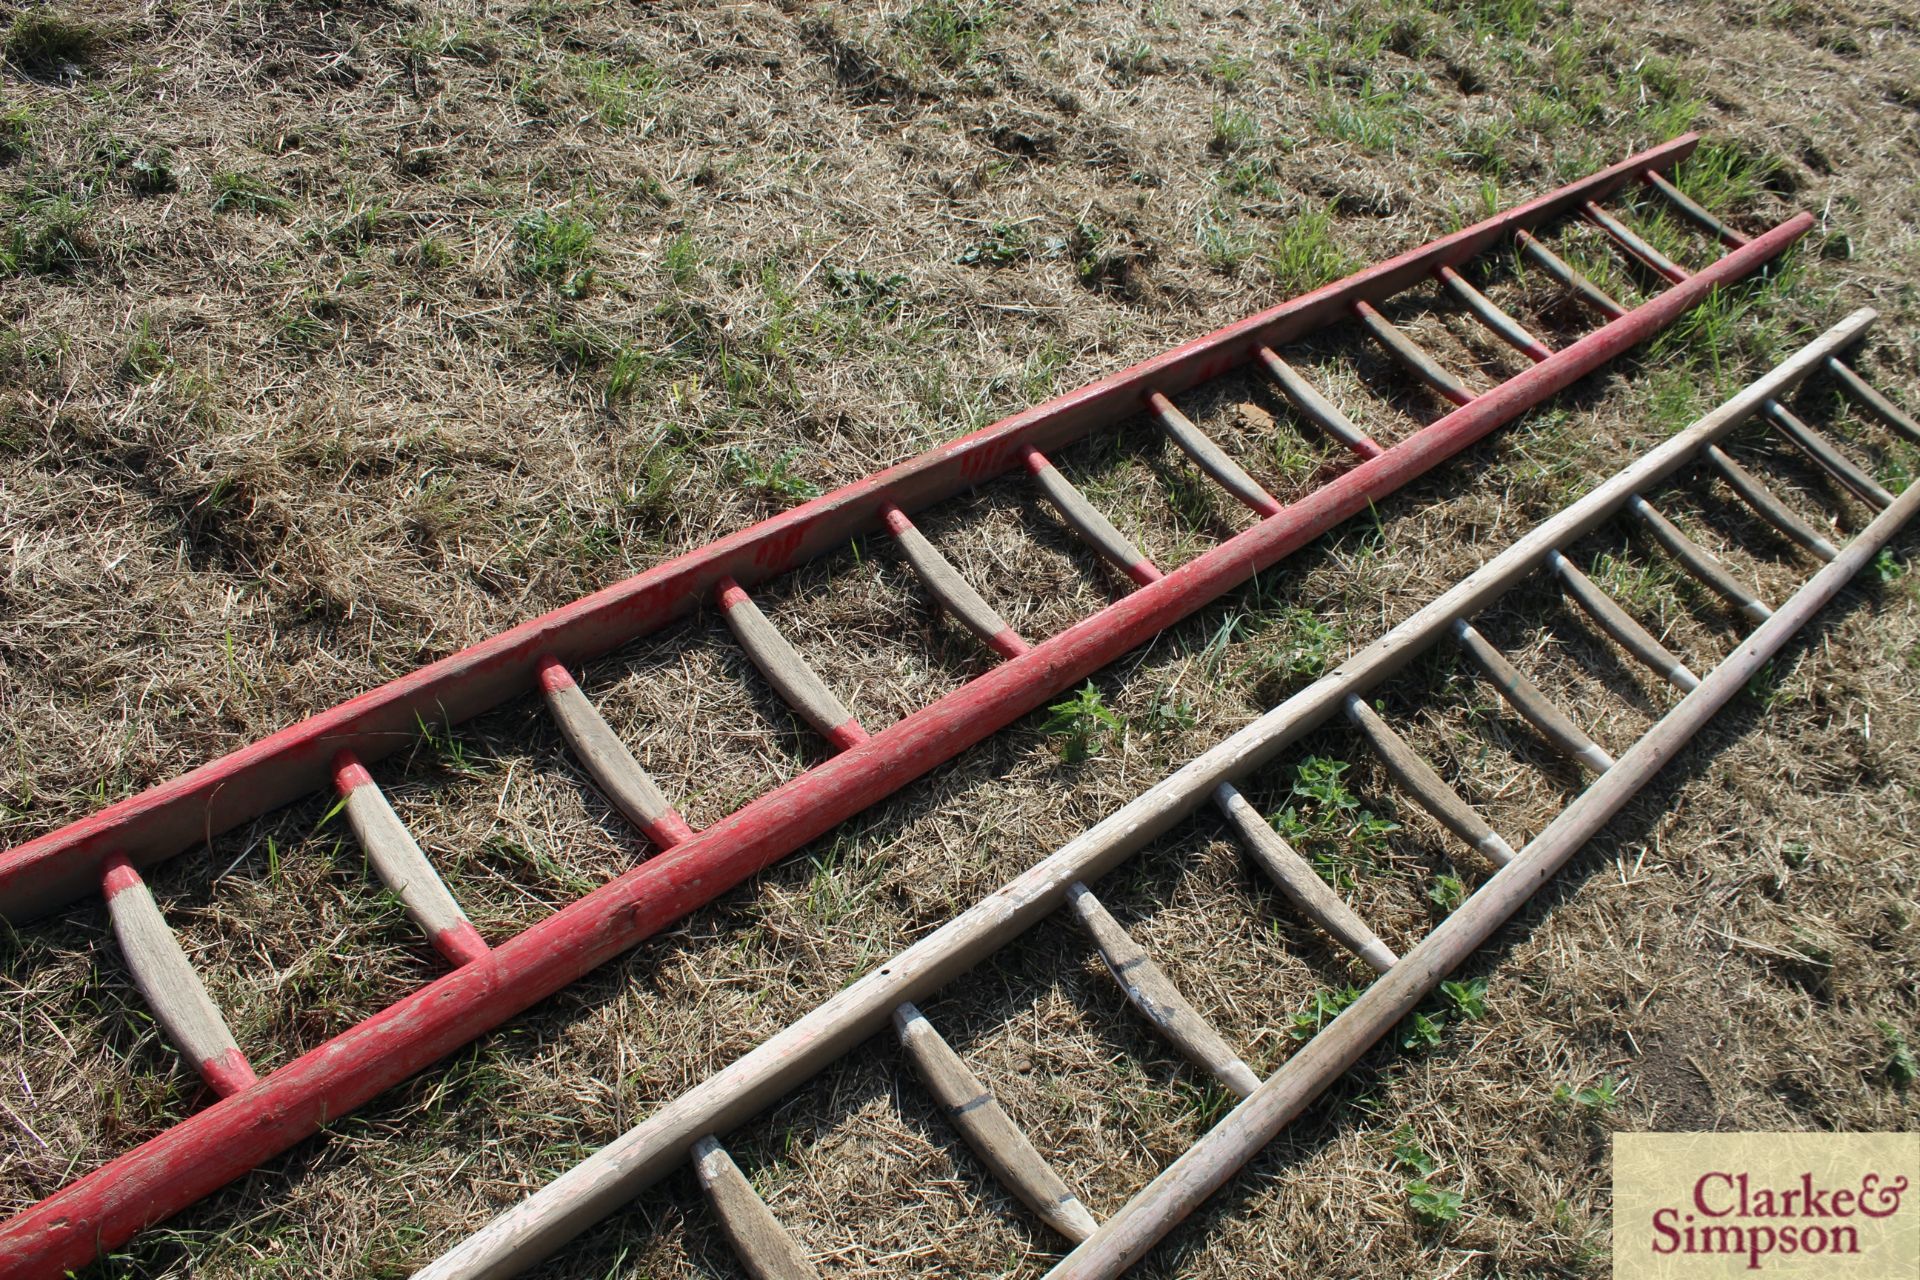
1516 229 1628 320
1344 695 1516 866
1144 391 1283 517
535 658 698 849
1212 782 1397 972
333 753 490 967
1761 399 1895 510
1826 357 1920 444
1023 446 1162 586
880 503 1029 659
1065 882 1260 1098
1353 300 1476 407
1254 345 1385 460
1547 549 1701 692
100 856 258 1097
1625 495 1773 624
893 1002 1099 1243
1450 621 1614 772
1642 168 1748 248
690 1136 822 1280
1582 200 1687 283
1701 445 1839 562
1435 264 1553 363
717 576 870 751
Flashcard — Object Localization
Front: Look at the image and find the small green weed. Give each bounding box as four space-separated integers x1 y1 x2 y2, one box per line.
120 317 169 383
1399 1011 1445 1051
1209 105 1258 154
1265 203 1356 295
1878 1021 1917 1088
0 105 32 163
605 347 656 403
3 191 90 275
1290 984 1363 1039
1427 873 1466 912
724 447 821 503
1269 756 1399 886
1407 1181 1464 1226
1042 682 1124 764
956 222 1030 266
1872 549 1905 584
662 231 703 291
823 264 909 316
1440 975 1489 1019
210 171 291 217
1392 1129 1435 1176
513 210 595 296
1554 1075 1623 1110
569 55 664 129
904 1 999 69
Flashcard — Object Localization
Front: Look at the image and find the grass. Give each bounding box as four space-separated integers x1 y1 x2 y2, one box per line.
4 1 1917 1276
3 9 102 72
209 171 291 217
512 209 595 296
1265 203 1357 294
2 190 90 275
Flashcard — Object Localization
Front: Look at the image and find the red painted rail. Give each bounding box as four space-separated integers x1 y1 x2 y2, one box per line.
0 147 1810 1276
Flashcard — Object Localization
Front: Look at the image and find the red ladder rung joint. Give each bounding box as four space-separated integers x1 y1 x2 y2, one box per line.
99 855 261 1098
715 576 871 751
877 502 1032 659
1020 444 1164 585
0 142 1811 1278
530 657 701 849
1351 299 1477 407
1582 199 1689 284
329 751 492 967
1432 264 1555 364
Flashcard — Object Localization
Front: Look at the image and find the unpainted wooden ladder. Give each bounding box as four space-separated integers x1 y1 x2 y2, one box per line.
415 308 1918 1279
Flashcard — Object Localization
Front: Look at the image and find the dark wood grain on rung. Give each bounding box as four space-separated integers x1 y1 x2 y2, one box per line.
1701 445 1838 562
1548 550 1700 691
1516 229 1628 320
1066 882 1261 1097
1642 169 1749 248
1582 200 1687 283
690 1136 821 1280
894 1003 1100 1242
1145 391 1283 517
1213 782 1396 972
1625 495 1773 624
1344 695 1516 866
1024 447 1162 586
1353 300 1476 406
1826 358 1920 444
1450 621 1613 772
881 504 1029 658
1435 265 1553 363
716 576 870 751
1254 345 1385 460
1762 399 1895 510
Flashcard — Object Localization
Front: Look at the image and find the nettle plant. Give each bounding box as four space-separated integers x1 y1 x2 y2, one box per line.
1269 754 1400 887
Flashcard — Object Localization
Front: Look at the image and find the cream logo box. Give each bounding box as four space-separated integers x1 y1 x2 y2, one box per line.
1614 1133 1918 1279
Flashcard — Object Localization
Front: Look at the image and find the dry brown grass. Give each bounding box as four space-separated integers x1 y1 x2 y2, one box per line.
1 0 1916 1276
